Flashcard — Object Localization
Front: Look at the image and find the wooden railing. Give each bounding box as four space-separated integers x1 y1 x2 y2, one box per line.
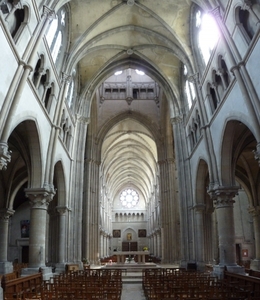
2 273 42 300
224 270 260 294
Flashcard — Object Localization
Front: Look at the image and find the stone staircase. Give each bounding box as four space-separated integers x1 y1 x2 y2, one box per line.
122 271 143 284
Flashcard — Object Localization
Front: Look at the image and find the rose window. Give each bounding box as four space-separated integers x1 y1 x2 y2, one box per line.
120 188 139 208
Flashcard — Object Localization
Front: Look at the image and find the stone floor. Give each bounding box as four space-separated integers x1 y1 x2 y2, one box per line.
121 283 146 300
119 264 179 299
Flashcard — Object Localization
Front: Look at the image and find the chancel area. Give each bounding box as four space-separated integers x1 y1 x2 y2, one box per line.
1 0 260 299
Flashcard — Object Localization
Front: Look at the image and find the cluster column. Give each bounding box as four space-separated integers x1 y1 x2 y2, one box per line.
193 204 205 271
25 187 55 272
0 209 14 274
248 206 260 270
209 186 244 277
56 206 69 271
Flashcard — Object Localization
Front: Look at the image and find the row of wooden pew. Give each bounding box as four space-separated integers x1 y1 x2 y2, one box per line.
3 269 122 300
142 268 260 299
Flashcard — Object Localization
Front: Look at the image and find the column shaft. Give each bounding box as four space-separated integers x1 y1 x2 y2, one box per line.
25 188 54 268
0 210 14 261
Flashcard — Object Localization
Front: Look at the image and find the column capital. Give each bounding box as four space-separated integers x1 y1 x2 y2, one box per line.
193 203 205 212
25 186 55 209
62 72 72 84
0 142 12 170
209 186 238 208
76 114 90 125
188 72 200 85
253 142 260 166
248 206 260 217
241 0 252 10
210 6 222 20
42 5 56 21
0 209 15 220
170 115 183 125
56 206 69 215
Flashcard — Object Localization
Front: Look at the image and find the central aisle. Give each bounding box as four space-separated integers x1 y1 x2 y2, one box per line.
121 283 146 300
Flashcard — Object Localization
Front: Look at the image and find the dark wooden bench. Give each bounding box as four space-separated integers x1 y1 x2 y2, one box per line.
224 270 260 298
2 272 42 299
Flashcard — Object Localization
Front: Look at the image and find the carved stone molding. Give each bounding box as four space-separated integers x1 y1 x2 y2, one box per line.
170 115 183 125
193 204 205 212
209 186 238 208
76 114 90 125
188 72 200 85
62 72 72 85
42 5 56 21
127 0 135 6
25 186 56 209
0 142 12 170
248 206 260 217
56 206 69 215
127 48 134 55
0 209 15 221
253 142 260 166
210 6 222 20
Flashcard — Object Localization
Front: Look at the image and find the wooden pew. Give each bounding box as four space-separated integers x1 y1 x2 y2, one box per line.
2 273 42 299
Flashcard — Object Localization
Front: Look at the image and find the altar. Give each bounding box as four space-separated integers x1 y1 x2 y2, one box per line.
114 251 149 264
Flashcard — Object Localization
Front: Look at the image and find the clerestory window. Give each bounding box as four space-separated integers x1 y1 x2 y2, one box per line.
196 9 219 65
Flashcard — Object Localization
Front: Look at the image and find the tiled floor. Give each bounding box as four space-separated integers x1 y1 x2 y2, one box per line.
121 283 146 300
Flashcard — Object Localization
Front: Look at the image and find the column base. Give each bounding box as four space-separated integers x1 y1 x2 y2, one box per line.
250 259 260 270
213 264 245 279
180 260 188 269
21 267 53 281
55 263 66 273
196 261 206 272
0 261 13 274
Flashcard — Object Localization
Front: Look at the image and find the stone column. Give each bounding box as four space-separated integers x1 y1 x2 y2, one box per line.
55 206 68 271
193 204 205 271
100 231 104 259
24 187 55 275
209 186 244 277
0 209 14 274
248 206 260 270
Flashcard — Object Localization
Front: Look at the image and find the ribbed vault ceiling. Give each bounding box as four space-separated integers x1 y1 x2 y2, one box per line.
101 118 157 203
67 0 197 103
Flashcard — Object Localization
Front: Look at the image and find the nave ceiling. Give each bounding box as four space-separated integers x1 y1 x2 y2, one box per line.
65 0 200 204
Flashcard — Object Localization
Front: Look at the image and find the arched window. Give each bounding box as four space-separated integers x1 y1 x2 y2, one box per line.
213 70 224 100
183 65 196 110
44 83 54 113
5 3 28 42
236 3 260 43
45 7 68 67
193 6 220 69
33 56 45 89
46 19 58 46
208 83 218 112
219 56 230 89
66 70 77 108
12 7 25 38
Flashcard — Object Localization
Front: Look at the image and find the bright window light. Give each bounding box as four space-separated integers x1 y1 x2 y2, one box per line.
114 71 122 75
197 11 220 64
135 69 145 75
46 18 58 46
